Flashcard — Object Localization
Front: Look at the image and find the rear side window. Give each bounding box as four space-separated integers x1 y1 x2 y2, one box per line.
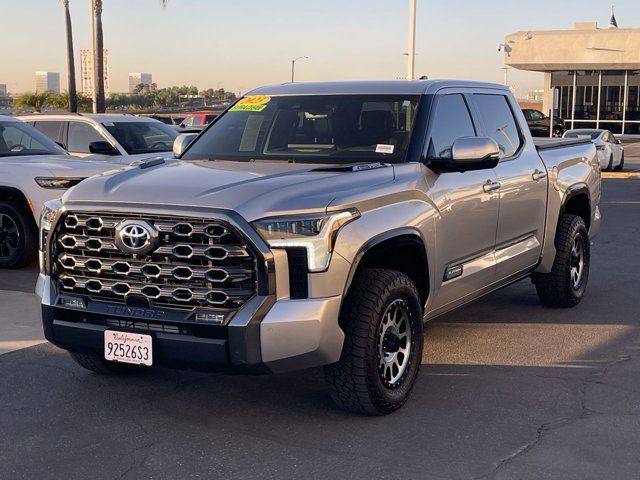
34 121 64 144
67 121 106 153
474 94 522 158
427 94 476 159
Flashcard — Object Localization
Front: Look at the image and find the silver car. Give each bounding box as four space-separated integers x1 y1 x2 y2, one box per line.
564 129 624 171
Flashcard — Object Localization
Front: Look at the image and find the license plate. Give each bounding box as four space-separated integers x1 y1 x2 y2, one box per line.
104 331 152 366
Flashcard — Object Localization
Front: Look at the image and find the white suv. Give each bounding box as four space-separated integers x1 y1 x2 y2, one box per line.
20 114 178 163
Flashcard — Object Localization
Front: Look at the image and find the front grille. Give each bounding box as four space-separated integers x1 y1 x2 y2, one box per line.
51 212 257 311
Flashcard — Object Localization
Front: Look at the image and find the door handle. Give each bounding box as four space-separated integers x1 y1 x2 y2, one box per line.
483 180 501 193
532 169 548 181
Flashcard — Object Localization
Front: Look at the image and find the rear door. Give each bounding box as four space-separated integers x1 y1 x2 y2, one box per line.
472 92 547 278
426 91 500 312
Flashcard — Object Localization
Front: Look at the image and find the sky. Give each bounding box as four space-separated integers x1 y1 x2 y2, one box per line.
1 0 636 97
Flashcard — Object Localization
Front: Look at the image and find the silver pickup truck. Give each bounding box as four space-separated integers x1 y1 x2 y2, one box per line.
36 80 601 415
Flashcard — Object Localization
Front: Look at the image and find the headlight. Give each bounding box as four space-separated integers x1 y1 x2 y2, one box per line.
40 199 62 232
251 209 360 272
35 177 85 189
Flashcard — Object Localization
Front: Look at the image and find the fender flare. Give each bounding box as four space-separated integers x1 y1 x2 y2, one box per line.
559 183 591 227
342 227 430 301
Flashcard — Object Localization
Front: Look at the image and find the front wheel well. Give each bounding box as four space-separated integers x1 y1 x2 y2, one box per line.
348 234 429 306
0 187 37 228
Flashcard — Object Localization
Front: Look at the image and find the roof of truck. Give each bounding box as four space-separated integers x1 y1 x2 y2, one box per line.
247 80 509 96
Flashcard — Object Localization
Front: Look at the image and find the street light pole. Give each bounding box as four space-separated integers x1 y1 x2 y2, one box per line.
407 0 417 81
291 56 308 83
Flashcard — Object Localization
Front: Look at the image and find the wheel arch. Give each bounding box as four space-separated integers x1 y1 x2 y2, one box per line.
0 186 36 228
343 228 430 307
560 185 591 231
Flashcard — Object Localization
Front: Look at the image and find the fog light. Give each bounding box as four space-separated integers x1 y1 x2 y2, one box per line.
59 296 86 309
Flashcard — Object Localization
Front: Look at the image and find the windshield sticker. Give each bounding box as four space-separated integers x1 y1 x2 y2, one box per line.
376 144 395 154
230 95 271 112
102 122 115 127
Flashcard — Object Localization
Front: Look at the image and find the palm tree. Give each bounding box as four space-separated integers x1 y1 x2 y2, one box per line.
14 92 53 113
90 0 105 113
90 0 167 113
61 0 78 112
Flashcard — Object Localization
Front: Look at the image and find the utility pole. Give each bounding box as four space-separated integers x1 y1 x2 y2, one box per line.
502 66 511 87
291 56 308 83
407 0 417 81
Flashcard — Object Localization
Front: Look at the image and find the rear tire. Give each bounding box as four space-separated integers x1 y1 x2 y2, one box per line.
605 154 614 172
0 201 36 269
614 153 624 171
533 214 590 308
324 269 423 415
69 351 138 374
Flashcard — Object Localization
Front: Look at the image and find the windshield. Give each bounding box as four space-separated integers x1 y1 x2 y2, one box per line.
181 94 421 164
0 121 66 157
564 130 601 140
103 122 178 154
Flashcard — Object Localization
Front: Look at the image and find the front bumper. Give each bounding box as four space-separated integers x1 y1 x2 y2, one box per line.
37 274 344 373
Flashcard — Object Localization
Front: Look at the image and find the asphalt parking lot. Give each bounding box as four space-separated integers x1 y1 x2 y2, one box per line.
1 157 639 479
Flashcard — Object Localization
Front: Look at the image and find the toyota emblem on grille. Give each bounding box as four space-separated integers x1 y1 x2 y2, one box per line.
115 220 157 255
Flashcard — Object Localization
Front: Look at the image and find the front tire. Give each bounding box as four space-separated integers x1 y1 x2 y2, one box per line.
533 214 590 308
325 269 423 415
69 351 138 374
614 153 625 171
0 201 36 269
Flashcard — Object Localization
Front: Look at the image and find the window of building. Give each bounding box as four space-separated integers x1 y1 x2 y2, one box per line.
600 71 625 121
473 94 521 158
574 71 600 120
551 71 574 121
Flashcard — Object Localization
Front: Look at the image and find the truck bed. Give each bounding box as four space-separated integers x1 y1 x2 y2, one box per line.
534 138 592 151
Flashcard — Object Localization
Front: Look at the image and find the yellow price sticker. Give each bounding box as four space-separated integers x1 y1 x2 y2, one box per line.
230 95 271 112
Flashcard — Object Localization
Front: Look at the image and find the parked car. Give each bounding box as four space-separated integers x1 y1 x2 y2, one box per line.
179 112 219 129
0 115 123 268
37 80 601 415
522 108 565 137
21 114 178 163
563 129 624 171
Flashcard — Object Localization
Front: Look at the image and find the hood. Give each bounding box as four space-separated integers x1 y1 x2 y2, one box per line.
64 159 396 221
0 154 124 178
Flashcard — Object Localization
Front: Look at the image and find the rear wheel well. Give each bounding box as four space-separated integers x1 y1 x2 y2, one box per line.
349 234 429 306
562 192 590 231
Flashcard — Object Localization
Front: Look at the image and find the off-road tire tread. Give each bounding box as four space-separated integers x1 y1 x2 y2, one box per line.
324 268 422 415
534 214 589 308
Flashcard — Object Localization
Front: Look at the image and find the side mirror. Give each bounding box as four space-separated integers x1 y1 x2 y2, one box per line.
89 141 119 155
429 137 500 173
173 133 198 158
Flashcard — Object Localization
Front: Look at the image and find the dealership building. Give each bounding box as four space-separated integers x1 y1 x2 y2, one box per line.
505 16 640 134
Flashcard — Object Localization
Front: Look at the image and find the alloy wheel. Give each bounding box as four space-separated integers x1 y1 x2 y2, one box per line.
378 299 412 388
0 213 19 259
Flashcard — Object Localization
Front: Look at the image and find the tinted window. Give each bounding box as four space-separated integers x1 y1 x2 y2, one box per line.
564 130 601 140
531 110 545 120
474 94 521 158
182 95 421 164
67 122 107 153
34 121 64 144
0 121 66 157
522 110 533 121
427 94 476 159
103 122 178 154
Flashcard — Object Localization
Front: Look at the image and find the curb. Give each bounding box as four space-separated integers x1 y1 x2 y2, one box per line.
601 171 640 179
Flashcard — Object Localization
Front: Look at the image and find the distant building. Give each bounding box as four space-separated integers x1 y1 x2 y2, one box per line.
0 84 7 95
128 73 153 93
527 89 544 102
80 49 110 97
35 72 60 93
505 14 640 134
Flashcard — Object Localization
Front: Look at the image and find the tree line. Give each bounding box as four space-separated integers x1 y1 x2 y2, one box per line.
13 85 237 113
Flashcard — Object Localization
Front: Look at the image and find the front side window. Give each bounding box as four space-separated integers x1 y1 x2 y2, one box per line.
34 121 64 144
182 94 421 164
67 122 107 153
103 122 178 154
474 94 522 158
427 94 476 159
0 121 66 157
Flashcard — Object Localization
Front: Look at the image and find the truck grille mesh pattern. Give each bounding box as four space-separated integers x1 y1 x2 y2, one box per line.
52 213 257 311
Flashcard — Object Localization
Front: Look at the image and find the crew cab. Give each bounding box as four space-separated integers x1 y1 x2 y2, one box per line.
0 115 122 268
37 80 601 414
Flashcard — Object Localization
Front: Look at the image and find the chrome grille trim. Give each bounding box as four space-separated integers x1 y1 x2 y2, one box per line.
52 212 258 311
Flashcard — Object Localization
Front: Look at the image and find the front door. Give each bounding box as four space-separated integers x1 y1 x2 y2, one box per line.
425 92 500 313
